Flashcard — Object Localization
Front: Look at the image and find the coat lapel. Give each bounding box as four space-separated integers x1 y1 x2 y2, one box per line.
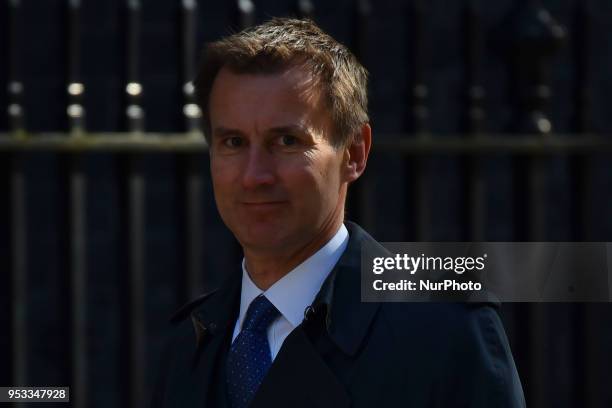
174 272 241 408
316 222 383 356
251 324 350 408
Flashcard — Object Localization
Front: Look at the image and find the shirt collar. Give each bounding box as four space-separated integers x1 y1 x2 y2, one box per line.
237 223 349 330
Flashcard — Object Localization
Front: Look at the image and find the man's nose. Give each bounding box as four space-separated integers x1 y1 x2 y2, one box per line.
241 146 276 189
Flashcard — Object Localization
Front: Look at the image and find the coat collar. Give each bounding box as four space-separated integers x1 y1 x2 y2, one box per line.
186 221 385 356
189 271 241 347
311 221 384 355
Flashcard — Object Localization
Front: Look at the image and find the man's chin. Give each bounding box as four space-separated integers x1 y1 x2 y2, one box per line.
240 237 292 255
234 224 293 252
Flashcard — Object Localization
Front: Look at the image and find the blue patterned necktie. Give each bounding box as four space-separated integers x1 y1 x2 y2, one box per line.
226 295 280 408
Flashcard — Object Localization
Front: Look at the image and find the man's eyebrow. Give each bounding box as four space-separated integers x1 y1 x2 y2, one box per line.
211 125 311 137
268 125 308 134
211 126 245 138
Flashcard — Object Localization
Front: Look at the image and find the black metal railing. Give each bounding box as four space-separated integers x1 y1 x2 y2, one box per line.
2 1 612 408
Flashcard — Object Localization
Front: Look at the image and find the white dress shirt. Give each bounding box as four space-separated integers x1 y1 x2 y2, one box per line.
231 223 349 360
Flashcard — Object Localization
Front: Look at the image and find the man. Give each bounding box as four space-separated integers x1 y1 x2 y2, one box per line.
152 18 525 408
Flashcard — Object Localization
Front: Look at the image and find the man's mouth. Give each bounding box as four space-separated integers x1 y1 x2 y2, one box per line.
242 201 286 205
241 201 287 210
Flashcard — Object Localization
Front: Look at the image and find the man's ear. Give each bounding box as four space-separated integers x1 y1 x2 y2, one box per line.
343 123 372 183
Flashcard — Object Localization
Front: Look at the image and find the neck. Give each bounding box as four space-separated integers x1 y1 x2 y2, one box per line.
243 215 344 291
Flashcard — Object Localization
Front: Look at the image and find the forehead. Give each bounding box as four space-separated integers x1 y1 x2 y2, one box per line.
209 65 328 131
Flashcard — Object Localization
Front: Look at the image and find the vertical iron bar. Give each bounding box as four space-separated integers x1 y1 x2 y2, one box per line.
407 0 431 241
8 1 27 397
181 0 201 134
67 0 85 133
353 0 370 60
10 163 27 395
511 0 563 242
348 0 373 230
237 0 255 30
508 2 565 406
65 1 87 408
526 303 546 408
117 155 146 408
186 157 204 299
179 0 205 300
525 158 547 242
126 158 145 408
526 0 557 239
8 0 24 132
525 2 553 404
123 2 146 408
66 155 87 408
126 0 144 132
10 158 27 407
581 304 608 408
570 1 593 242
411 0 428 136
464 0 486 241
177 156 205 301
571 3 603 407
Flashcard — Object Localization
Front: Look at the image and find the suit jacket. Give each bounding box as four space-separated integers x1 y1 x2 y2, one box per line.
151 222 526 408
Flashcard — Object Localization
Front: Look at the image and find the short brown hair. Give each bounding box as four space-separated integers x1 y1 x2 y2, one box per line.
193 17 369 147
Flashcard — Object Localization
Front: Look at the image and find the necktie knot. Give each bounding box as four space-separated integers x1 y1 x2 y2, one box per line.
242 295 279 333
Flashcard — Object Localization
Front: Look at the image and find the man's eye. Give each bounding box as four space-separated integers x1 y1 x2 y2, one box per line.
223 136 243 148
280 135 298 146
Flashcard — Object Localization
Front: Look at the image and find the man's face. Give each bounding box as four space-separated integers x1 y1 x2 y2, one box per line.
208 65 348 255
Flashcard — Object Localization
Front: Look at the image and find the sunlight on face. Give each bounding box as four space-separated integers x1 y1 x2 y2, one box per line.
209 66 348 256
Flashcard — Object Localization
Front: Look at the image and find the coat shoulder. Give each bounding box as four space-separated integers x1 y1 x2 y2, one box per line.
377 301 525 407
379 301 503 340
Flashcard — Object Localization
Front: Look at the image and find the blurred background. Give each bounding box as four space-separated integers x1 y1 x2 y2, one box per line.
1 0 612 407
